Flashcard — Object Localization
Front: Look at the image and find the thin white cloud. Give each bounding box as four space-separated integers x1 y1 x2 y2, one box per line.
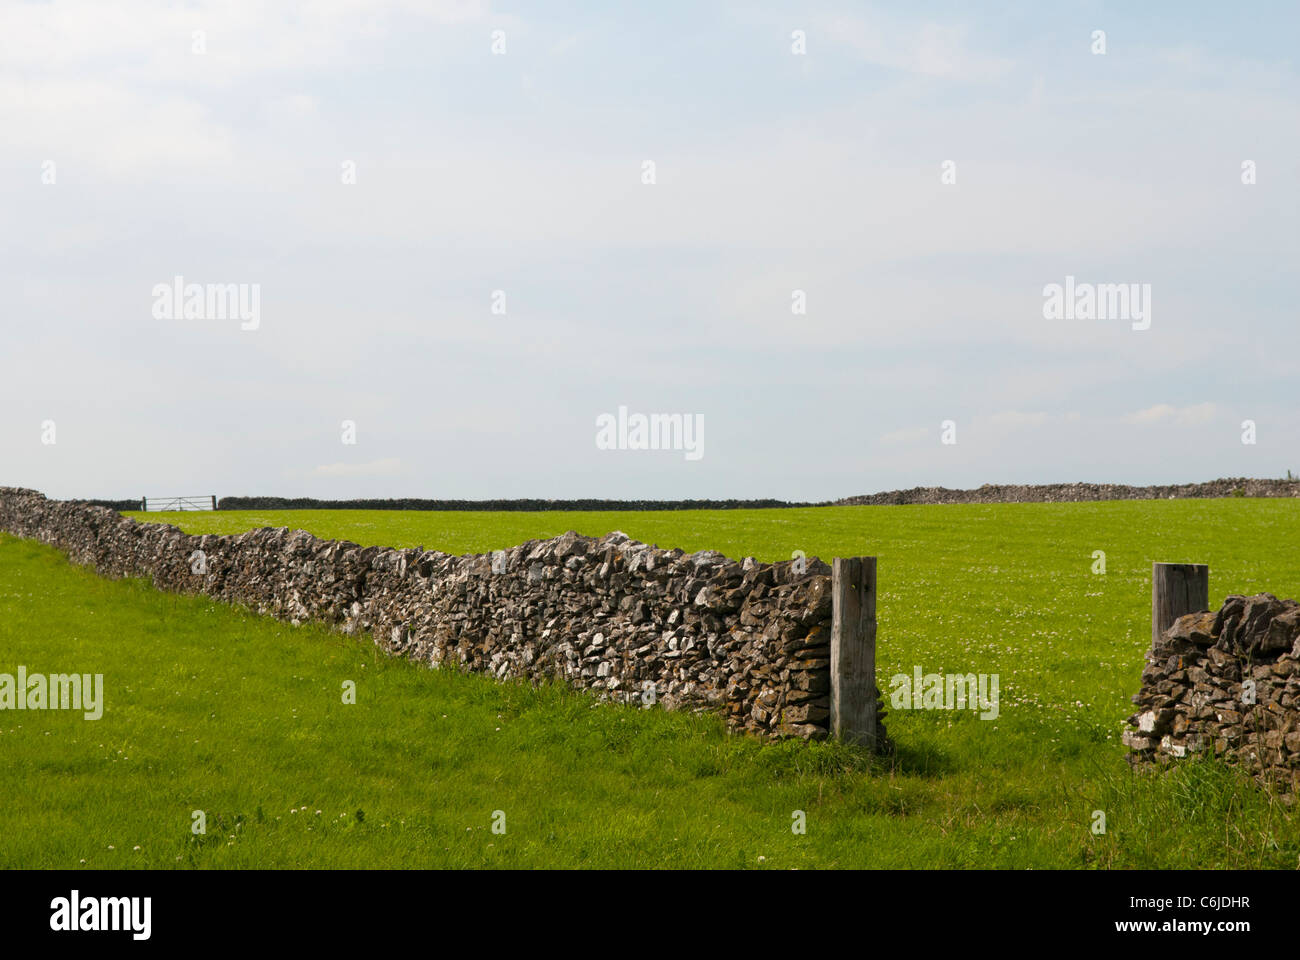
880 426 931 447
314 458 403 477
1122 403 1217 426
987 410 1050 428
819 15 1013 79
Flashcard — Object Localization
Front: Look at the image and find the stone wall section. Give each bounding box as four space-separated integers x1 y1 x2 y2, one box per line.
1126 593 1300 791
0 488 860 740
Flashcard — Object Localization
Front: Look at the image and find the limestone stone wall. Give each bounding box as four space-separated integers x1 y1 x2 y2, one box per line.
0 487 860 740
1126 593 1300 791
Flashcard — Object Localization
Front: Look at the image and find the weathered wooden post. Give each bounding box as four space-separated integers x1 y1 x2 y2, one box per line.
1152 562 1209 646
831 556 878 751
141 497 147 512
211 495 218 511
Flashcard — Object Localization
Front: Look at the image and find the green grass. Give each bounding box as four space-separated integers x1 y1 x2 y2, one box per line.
2 498 1299 868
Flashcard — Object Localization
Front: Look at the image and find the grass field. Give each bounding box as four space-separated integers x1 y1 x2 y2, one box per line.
3 498 1300 868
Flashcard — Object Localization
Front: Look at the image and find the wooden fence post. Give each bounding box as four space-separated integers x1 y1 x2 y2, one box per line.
211 495 218 511
831 556 878 751
1152 562 1209 647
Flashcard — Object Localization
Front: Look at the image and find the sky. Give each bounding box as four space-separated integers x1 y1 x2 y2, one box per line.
2 0 1297 502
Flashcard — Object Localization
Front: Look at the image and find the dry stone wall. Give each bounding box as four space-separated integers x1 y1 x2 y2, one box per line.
1126 593 1300 791
836 477 1300 506
0 487 856 740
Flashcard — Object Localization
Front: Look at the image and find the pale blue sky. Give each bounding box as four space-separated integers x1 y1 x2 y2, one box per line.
2 1 1297 501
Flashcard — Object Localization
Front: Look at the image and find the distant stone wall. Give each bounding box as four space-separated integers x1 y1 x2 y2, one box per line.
835 477 1300 506
77 475 1300 515
0 487 865 740
1126 593 1300 791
